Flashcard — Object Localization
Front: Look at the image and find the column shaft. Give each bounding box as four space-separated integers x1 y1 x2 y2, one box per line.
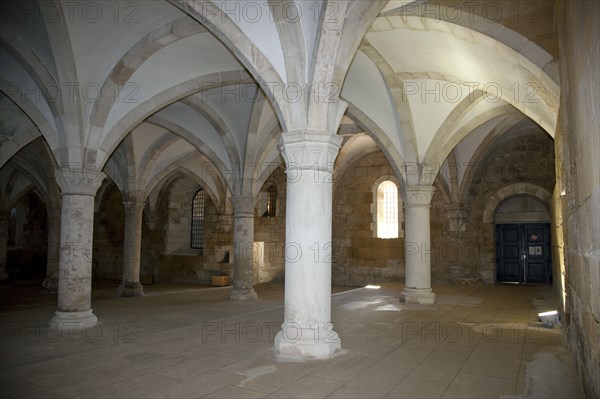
230 197 257 300
400 186 436 304
50 193 98 328
274 131 342 358
119 201 144 297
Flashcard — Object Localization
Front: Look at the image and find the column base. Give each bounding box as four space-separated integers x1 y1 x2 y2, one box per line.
42 278 58 294
119 281 144 297
229 288 257 300
49 309 98 330
400 287 436 305
274 326 341 359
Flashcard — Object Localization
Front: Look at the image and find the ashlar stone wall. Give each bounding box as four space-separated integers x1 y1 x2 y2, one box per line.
556 2 600 396
92 177 233 284
6 192 48 279
430 127 556 284
332 152 405 286
92 184 124 281
92 170 287 286
254 166 286 283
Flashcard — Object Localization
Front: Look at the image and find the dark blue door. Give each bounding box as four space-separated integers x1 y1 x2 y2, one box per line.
496 223 551 283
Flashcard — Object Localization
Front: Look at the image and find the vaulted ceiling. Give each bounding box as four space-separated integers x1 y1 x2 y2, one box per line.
1 0 559 205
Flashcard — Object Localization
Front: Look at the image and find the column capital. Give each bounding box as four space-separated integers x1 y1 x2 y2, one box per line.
56 166 105 196
278 130 342 173
123 189 145 203
401 185 435 206
122 200 145 215
232 196 255 217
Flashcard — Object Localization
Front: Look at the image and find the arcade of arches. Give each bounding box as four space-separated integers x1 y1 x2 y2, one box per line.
0 0 598 397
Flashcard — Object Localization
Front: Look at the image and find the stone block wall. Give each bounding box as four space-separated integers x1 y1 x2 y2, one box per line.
331 129 554 287
556 2 600 397
92 169 289 286
149 176 233 284
91 127 555 290
6 192 48 279
429 198 495 284
551 185 567 316
199 197 233 282
93 177 233 285
164 178 203 255
254 166 286 283
430 127 556 284
332 152 405 286
92 184 124 280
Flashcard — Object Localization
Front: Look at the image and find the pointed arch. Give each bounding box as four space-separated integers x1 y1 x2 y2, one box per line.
98 70 253 169
423 105 521 177
168 0 290 130
86 16 208 146
359 41 418 164
483 183 552 224
346 104 407 186
180 95 241 173
457 114 528 204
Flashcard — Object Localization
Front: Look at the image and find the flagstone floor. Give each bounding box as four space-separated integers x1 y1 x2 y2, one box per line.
0 281 585 398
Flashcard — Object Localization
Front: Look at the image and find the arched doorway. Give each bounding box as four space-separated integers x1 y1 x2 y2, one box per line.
494 195 551 283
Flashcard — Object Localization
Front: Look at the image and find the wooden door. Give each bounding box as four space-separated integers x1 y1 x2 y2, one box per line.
496 223 551 283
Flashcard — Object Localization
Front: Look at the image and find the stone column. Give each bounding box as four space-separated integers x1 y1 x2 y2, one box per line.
400 186 436 304
229 196 257 300
119 200 144 297
42 207 61 293
0 210 9 280
274 131 342 359
50 169 103 329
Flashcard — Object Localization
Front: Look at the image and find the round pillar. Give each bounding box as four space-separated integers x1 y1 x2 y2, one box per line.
50 167 103 329
274 131 342 359
230 196 257 300
119 200 144 297
400 186 436 304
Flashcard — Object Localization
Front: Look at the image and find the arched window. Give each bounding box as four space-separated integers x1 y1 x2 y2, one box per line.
374 179 401 239
191 189 205 249
257 185 277 217
265 185 277 217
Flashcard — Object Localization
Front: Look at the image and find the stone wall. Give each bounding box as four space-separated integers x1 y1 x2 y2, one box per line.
90 127 555 289
198 193 233 282
430 193 494 284
164 178 203 255
91 170 289 287
146 176 233 284
331 128 555 287
551 184 566 315
254 166 286 283
430 126 556 284
93 177 233 284
556 2 600 397
332 152 405 286
92 184 124 280
6 192 47 279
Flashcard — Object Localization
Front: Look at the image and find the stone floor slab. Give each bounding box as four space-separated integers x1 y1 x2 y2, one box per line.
0 282 586 399
267 375 343 398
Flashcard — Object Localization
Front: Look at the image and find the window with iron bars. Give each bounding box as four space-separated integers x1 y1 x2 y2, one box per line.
191 189 205 249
